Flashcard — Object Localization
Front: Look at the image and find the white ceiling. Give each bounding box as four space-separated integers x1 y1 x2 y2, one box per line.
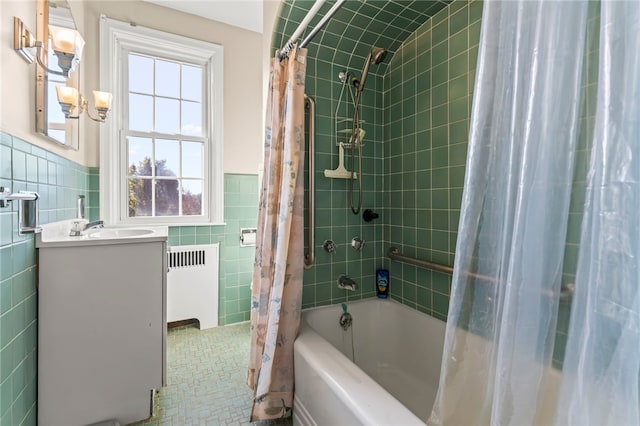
142 0 264 33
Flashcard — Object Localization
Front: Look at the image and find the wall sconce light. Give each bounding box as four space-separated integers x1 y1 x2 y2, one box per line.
55 86 113 122
14 16 84 77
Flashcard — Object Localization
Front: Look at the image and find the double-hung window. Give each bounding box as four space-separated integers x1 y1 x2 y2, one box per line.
100 17 224 225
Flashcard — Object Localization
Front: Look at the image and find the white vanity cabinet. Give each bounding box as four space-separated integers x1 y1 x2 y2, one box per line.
36 224 167 426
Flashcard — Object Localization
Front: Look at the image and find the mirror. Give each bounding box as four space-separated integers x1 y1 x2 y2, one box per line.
36 0 79 149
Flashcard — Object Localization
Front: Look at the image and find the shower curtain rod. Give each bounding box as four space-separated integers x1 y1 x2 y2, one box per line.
278 0 347 60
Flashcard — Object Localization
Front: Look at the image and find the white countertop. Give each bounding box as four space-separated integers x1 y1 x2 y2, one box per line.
35 219 168 248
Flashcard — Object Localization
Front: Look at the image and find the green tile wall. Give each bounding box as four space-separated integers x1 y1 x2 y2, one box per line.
271 1 456 309
383 0 600 370
383 0 482 321
0 133 260 423
87 167 100 222
168 174 259 326
0 132 94 425
297 61 384 308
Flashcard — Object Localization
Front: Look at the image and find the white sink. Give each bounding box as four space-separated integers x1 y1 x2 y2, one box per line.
88 229 155 239
36 220 167 248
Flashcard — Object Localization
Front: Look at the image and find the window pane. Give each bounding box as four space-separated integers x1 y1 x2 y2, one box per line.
129 54 153 94
128 178 152 217
128 137 153 176
182 65 202 101
155 60 180 98
181 101 202 136
113 26 221 225
155 139 179 177
155 179 180 216
182 141 203 178
182 180 202 216
129 94 153 132
155 98 180 134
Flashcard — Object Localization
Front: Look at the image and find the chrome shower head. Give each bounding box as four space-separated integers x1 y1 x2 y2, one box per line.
371 47 388 64
356 46 388 94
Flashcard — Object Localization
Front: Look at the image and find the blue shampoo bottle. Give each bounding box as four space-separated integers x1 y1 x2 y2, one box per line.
376 269 389 298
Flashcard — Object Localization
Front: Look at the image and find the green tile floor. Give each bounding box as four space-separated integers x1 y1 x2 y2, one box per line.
128 323 291 426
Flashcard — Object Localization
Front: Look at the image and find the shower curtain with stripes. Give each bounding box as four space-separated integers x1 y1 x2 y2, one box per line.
429 1 640 425
247 44 307 422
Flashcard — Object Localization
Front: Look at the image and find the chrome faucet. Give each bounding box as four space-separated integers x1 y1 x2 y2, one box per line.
83 220 104 231
69 220 104 236
337 275 357 291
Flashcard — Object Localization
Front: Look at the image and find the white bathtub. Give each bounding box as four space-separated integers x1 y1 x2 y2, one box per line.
293 298 446 425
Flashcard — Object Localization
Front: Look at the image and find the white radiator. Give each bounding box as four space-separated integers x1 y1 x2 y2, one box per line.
167 243 219 329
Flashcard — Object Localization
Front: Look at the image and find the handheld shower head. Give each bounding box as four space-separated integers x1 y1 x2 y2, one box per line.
357 46 388 94
371 47 388 64
347 46 387 216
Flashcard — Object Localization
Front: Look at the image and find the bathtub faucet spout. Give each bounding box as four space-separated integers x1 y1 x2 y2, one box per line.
338 275 357 291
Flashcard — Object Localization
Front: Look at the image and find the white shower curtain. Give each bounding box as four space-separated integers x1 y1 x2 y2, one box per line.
556 2 640 424
429 0 640 425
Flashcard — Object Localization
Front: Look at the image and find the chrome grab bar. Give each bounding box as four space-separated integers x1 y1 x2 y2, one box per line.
388 247 454 275
387 247 575 303
304 95 315 269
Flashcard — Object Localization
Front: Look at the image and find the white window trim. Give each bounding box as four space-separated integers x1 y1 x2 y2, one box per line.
99 16 224 226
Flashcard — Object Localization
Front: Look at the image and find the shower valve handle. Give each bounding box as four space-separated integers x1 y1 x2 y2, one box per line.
363 209 379 222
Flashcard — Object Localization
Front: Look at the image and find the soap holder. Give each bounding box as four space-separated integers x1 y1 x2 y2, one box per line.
0 187 41 234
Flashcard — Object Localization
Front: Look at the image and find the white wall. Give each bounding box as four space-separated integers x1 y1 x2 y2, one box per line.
0 0 88 165
78 0 264 173
2 0 265 174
